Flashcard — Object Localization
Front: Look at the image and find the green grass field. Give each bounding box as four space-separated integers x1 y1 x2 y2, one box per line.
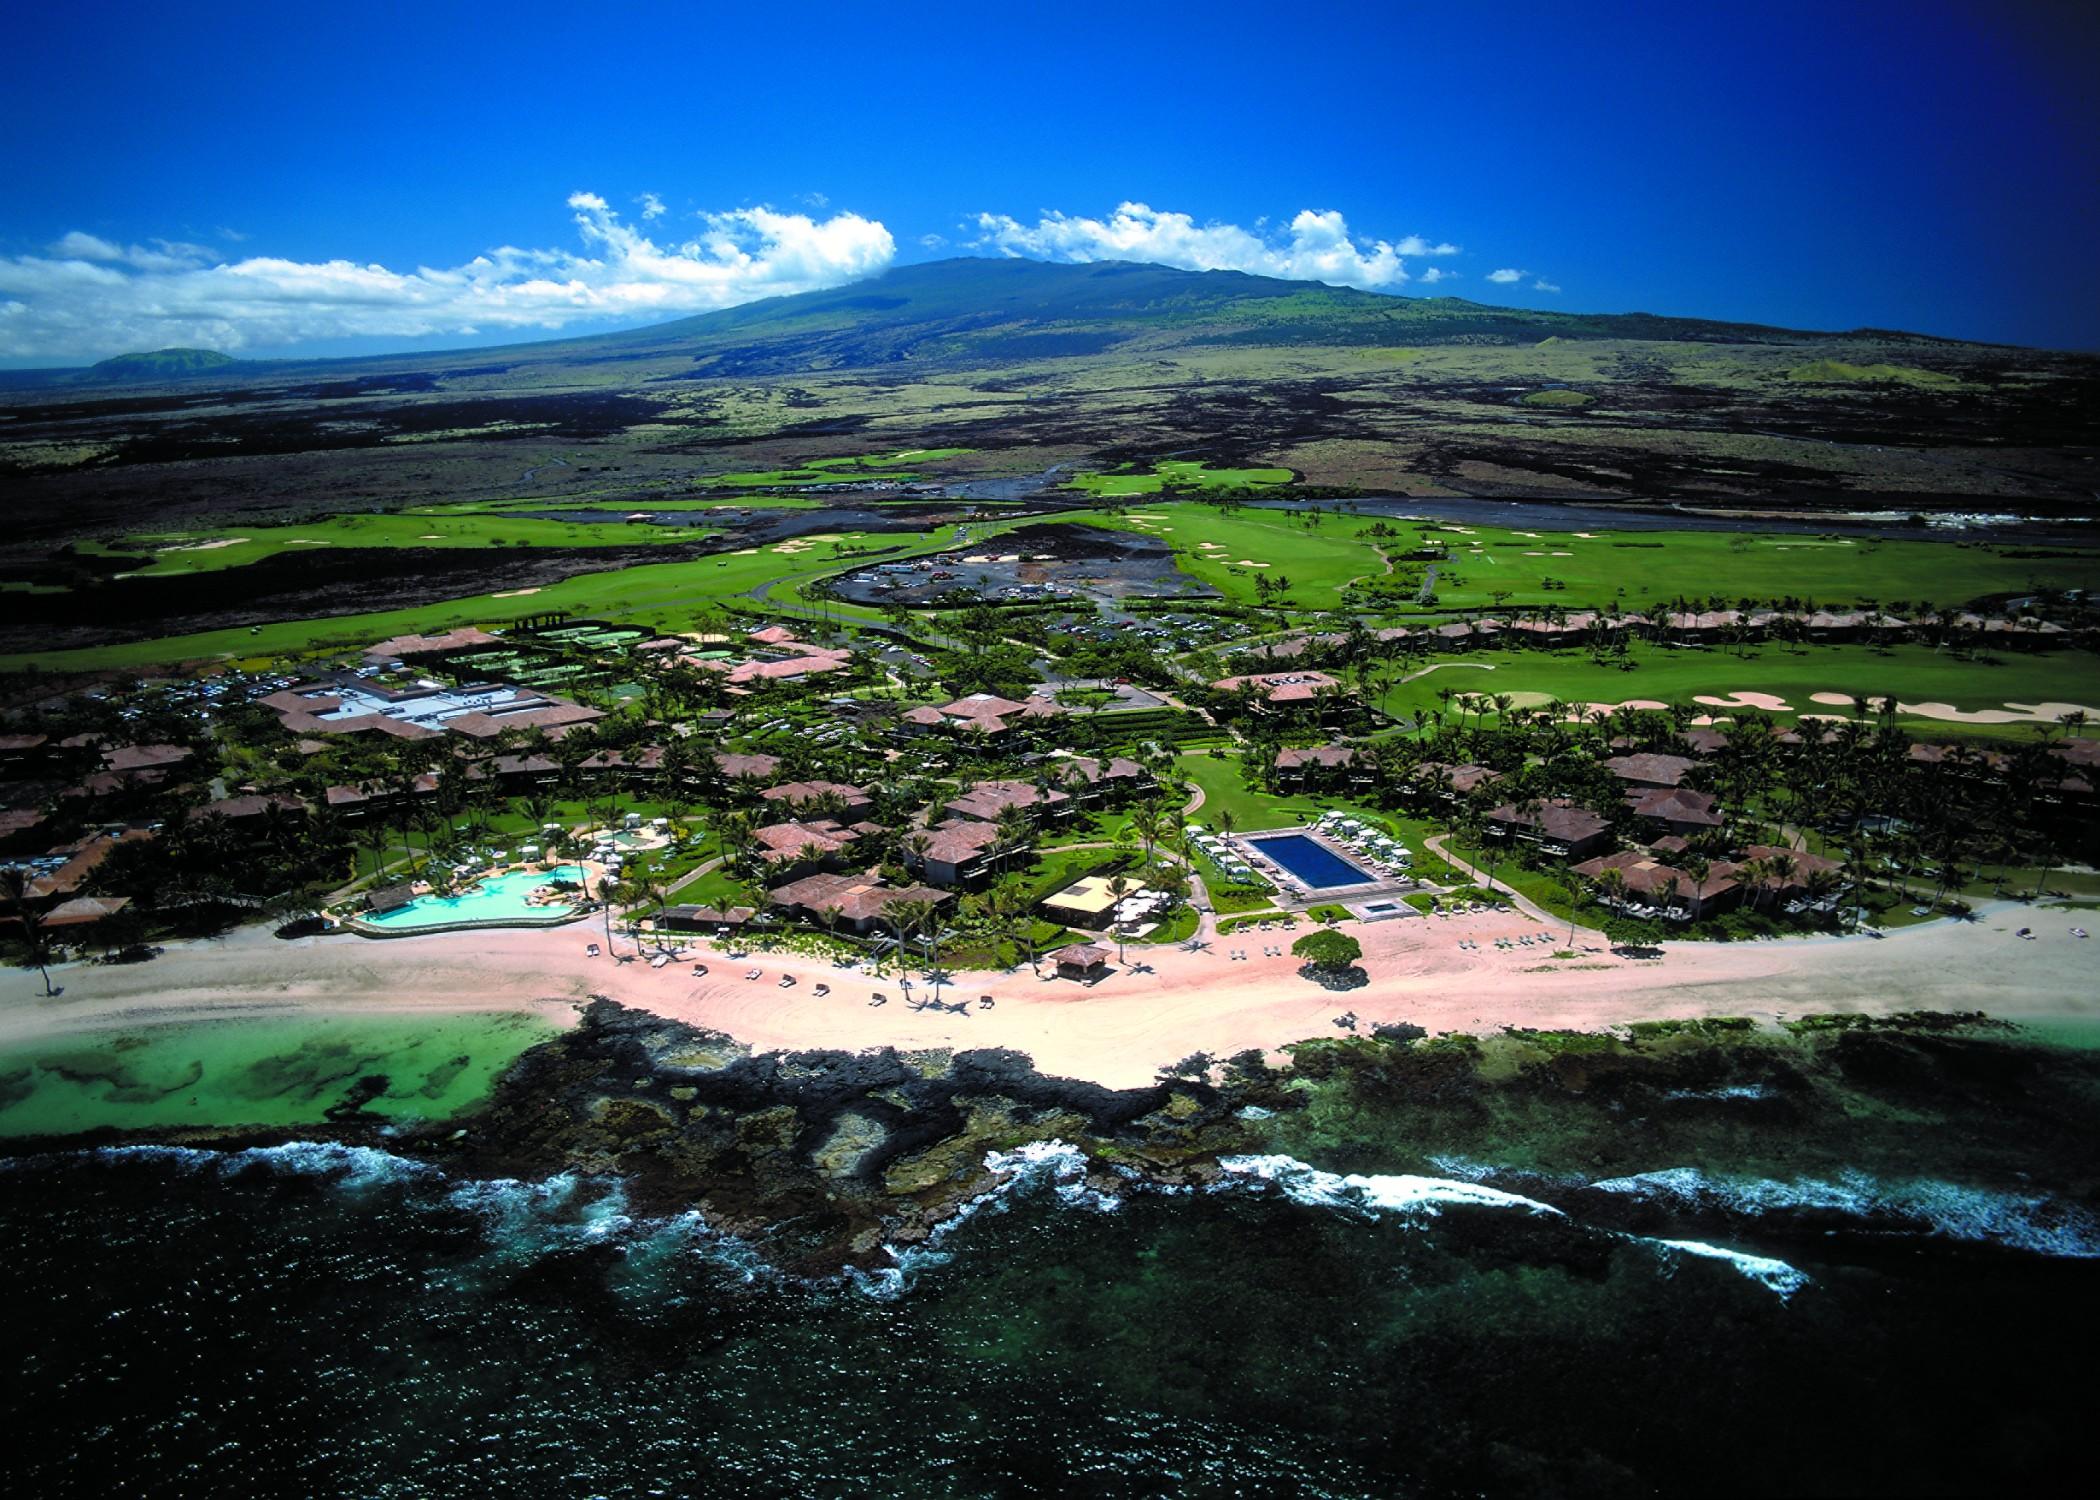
88 510 721 578
1383 642 2100 736
1786 359 1959 388
1035 503 2100 615
6 526 961 672
1067 461 1294 497
695 448 971 487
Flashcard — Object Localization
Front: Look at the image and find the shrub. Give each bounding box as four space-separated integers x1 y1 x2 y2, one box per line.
1291 930 1363 970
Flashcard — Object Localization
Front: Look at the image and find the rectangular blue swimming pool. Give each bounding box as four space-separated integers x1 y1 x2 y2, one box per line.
1247 833 1374 889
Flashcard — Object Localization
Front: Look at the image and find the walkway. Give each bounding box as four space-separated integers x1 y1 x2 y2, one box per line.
1423 832 1590 932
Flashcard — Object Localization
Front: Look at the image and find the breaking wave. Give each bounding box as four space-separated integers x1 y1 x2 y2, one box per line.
1588 1166 2100 1259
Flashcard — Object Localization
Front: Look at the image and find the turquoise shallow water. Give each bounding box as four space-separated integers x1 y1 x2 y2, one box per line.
364 865 585 928
0 1013 558 1137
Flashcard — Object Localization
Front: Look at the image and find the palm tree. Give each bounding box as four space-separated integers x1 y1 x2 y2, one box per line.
2 866 55 996
1106 875 1132 963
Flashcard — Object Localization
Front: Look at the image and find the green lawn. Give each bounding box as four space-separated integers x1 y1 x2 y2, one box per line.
696 448 971 486
87 511 721 578
7 525 968 673
1027 503 2100 616
1067 461 1294 497
1381 642 2100 738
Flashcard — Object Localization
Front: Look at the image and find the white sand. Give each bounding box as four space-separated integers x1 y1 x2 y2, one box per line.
490 587 542 598
1571 698 1670 713
1696 692 1792 711
1899 699 2100 725
7 909 2091 1092
419 534 446 540
155 537 248 553
1573 531 1598 538
1810 692 1857 707
1236 560 1272 567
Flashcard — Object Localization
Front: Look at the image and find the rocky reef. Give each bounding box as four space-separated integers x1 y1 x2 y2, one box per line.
14 1000 2097 1279
403 999 1289 1275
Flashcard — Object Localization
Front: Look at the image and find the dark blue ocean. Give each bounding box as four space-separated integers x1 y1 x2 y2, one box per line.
6 1139 2096 1497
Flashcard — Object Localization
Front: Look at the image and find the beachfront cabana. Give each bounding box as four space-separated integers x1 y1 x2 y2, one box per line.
1050 942 1113 983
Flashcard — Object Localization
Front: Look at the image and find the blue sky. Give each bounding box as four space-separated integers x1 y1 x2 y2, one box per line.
4 0 2096 363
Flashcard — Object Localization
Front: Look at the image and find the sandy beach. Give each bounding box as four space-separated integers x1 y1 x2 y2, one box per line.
7 903 2094 1089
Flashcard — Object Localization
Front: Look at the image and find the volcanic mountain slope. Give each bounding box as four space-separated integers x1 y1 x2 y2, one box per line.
3 258 2097 539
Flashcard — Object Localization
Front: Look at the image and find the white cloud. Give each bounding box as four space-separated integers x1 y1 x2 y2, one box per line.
1532 279 1561 294
1486 267 1526 284
0 193 895 361
969 201 1460 291
637 192 666 219
1418 266 1455 285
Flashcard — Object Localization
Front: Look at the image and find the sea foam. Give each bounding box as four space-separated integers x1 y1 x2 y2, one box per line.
1217 1154 1567 1220
1650 1237 1811 1299
1589 1166 2100 1258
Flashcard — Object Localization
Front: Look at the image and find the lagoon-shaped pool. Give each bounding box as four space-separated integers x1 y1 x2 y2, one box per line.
363 865 587 931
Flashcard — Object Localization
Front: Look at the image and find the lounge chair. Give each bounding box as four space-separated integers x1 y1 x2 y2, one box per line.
691 963 709 977
778 975 796 988
813 982 831 996
745 968 763 980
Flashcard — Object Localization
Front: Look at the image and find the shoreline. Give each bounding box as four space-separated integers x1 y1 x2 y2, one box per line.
6 901 2094 1092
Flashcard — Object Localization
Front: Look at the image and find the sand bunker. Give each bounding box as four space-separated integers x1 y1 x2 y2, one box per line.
1696 692 1792 711
287 539 330 546
419 534 445 540
1573 532 1598 538
1411 662 1495 675
1198 541 1227 549
1235 560 1272 567
1689 714 1732 727
155 537 248 553
1551 551 1573 557
1900 700 2100 725
1810 692 1857 707
734 548 761 555
1566 699 1670 718
491 587 541 598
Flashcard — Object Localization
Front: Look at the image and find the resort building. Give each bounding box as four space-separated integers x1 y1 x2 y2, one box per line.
1481 799 1614 860
1603 753 1701 790
262 673 602 742
712 751 783 785
765 871 951 936
750 817 885 875
1408 762 1504 805
899 693 1066 737
1273 745 1369 791
1571 850 1742 920
1626 788 1726 837
906 818 1012 888
945 778 1073 825
365 626 501 660
1049 942 1113 983
1212 670 1346 707
759 780 875 821
1044 753 1157 803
